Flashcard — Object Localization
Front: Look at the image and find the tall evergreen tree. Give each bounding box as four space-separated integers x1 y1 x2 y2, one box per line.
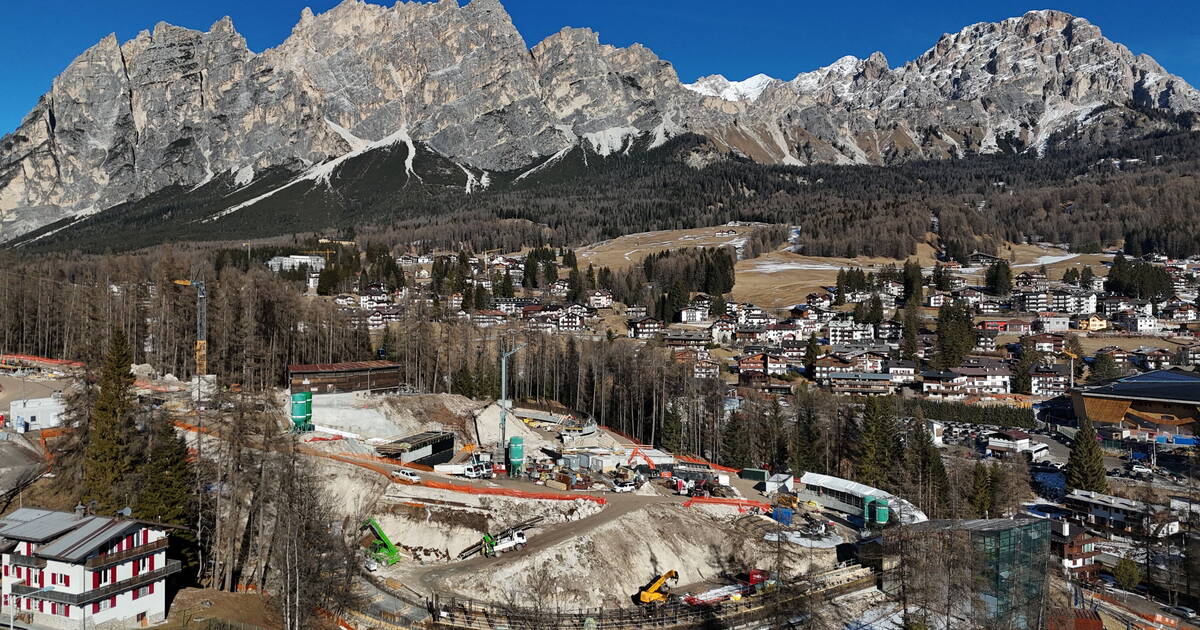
1080 266 1095 288
1089 353 1121 382
82 330 139 514
1066 417 1108 493
856 397 895 490
933 300 974 369
804 334 821 380
659 403 683 454
136 413 194 525
721 413 752 469
901 300 921 362
969 461 993 517
985 260 1013 295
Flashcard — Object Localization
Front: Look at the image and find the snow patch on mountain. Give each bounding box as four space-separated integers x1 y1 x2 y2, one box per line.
684 73 778 102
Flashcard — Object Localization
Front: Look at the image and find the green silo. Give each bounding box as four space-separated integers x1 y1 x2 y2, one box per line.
508 436 525 474
290 391 313 432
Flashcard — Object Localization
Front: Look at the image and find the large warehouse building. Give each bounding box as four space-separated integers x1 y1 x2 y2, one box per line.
288 361 403 394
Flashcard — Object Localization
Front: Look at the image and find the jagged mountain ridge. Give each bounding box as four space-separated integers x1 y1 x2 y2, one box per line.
0 1 1197 241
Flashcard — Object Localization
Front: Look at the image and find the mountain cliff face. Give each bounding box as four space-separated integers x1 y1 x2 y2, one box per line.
0 1 1196 241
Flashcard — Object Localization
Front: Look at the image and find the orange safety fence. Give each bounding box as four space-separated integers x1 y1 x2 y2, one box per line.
172 420 604 505
1089 590 1177 628
304 435 345 442
420 478 607 505
676 454 740 474
0 354 85 369
682 496 771 512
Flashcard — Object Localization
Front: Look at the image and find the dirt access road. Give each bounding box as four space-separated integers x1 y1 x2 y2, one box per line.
412 489 686 595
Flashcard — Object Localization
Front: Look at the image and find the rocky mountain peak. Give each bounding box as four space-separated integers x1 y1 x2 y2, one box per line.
0 3 1196 242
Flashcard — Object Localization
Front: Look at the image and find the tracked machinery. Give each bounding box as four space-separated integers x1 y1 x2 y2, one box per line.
636 570 679 605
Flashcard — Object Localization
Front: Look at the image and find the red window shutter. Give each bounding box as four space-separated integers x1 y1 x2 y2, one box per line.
109 596 116 608
93 571 100 588
142 529 149 545
126 535 134 550
109 567 116 583
64 575 70 587
133 589 139 601
149 582 154 594
38 571 43 587
148 555 155 571
132 560 140 577
51 573 56 585
2 565 7 576
37 600 43 612
92 603 99 614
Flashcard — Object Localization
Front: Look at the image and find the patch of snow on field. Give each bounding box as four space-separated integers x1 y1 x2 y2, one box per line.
1014 253 1080 267
752 261 847 273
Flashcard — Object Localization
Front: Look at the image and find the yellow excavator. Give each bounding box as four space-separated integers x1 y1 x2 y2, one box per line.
637 570 679 605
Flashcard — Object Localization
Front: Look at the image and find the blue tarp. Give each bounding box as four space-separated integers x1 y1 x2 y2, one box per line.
772 507 794 526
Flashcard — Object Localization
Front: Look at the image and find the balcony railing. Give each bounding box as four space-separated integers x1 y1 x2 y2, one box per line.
7 552 46 569
84 538 168 570
12 560 180 606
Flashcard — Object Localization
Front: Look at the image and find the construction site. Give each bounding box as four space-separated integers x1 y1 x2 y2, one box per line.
216 362 890 629
0 344 1044 630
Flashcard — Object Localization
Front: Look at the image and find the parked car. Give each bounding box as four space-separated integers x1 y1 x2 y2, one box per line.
1130 463 1152 475
612 481 636 493
1164 606 1197 619
392 468 422 484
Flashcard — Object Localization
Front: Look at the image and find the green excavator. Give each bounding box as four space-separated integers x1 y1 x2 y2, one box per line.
361 518 403 566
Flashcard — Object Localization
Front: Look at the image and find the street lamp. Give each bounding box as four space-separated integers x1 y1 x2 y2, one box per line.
4 580 54 630
498 342 527 460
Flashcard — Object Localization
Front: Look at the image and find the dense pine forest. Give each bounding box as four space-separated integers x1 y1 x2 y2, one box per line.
9 131 1200 259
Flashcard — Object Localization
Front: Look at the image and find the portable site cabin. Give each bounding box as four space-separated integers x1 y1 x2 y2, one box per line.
765 473 795 495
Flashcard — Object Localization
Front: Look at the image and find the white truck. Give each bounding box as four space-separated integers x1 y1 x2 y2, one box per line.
433 462 493 479
483 531 527 557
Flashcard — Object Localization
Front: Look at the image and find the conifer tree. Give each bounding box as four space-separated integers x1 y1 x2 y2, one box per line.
1080 266 1095 288
804 334 821 380
969 460 992 517
659 403 683 454
1089 353 1121 382
834 269 847 306
901 299 921 362
792 393 825 474
721 413 752 469
1066 417 1108 493
856 397 895 490
83 330 139 514
866 294 884 326
710 294 726 317
136 413 194 525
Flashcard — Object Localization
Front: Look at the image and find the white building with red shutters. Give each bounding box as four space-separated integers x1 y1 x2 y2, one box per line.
0 506 180 628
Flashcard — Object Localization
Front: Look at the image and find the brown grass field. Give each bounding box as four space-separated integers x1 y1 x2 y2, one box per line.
576 225 1117 310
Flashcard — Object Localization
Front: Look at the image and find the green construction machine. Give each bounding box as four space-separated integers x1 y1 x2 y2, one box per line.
361 518 402 566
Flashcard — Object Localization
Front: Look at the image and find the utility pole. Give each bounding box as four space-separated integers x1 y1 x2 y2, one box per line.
499 341 527 454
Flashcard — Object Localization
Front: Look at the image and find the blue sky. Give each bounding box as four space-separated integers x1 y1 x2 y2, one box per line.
2 0 1197 135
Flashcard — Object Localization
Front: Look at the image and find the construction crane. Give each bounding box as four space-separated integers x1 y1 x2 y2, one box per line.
1060 349 1079 389
637 570 678 605
173 280 207 376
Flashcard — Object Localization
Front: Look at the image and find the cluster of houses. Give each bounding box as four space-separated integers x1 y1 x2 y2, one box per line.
286 247 1200 416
